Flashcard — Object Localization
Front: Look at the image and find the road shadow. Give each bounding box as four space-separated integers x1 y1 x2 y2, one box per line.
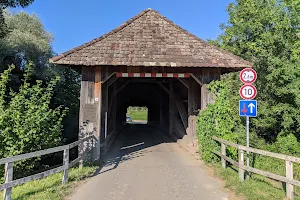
94 124 174 175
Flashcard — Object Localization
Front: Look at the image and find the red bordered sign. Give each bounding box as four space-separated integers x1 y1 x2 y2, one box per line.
239 85 257 100
240 68 257 84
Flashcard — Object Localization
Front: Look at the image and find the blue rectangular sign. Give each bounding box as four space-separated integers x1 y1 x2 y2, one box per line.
239 100 257 117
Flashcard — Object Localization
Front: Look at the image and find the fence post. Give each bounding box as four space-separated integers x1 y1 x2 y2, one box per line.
286 160 294 199
62 148 69 184
3 162 13 200
221 143 226 169
238 149 245 182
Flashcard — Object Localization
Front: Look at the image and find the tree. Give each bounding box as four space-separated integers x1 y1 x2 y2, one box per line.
0 64 68 180
0 11 53 75
0 10 81 145
197 0 300 165
216 0 300 141
0 0 34 38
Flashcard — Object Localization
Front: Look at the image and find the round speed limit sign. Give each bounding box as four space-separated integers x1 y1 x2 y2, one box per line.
239 85 257 99
240 68 257 84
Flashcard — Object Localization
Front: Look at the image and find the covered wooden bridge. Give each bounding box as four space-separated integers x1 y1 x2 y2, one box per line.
50 8 252 162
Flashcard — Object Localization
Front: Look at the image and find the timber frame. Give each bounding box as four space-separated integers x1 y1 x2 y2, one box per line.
77 66 221 161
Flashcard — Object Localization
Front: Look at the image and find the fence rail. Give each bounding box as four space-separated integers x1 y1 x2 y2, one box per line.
213 136 299 200
0 136 92 200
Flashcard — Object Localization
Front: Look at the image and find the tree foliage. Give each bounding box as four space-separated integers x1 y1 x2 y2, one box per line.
0 64 68 179
0 11 53 75
197 0 300 169
219 0 300 141
0 0 34 38
0 11 81 144
0 10 80 179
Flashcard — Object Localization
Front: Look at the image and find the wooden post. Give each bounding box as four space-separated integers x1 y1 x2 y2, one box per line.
188 78 197 142
169 82 174 135
239 149 245 182
62 148 69 184
78 67 102 165
94 67 102 163
286 160 294 199
201 84 208 110
113 83 117 132
3 162 13 200
160 89 163 128
100 71 108 154
221 143 226 169
79 123 87 170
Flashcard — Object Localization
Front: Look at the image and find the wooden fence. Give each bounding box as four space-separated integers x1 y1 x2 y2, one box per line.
0 136 92 200
213 136 300 200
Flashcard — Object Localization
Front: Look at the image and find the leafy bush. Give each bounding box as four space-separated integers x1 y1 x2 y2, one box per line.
197 74 245 162
0 65 67 181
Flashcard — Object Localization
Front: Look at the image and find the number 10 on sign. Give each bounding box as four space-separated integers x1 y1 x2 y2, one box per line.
239 84 257 100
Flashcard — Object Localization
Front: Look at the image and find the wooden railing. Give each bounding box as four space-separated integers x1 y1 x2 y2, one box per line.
213 136 300 200
0 136 92 200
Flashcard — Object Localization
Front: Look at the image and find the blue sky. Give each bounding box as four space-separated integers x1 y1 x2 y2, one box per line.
13 0 232 54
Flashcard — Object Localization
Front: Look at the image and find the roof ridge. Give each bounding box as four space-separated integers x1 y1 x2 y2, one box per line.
151 10 253 67
50 9 152 63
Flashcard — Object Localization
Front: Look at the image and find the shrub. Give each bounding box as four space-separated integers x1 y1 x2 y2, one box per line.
0 65 68 181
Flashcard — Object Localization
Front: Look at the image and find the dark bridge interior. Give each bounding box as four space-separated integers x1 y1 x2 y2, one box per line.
99 75 202 156
106 78 188 137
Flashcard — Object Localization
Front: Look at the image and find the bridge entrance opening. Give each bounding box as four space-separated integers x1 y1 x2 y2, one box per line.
126 106 148 124
93 73 206 159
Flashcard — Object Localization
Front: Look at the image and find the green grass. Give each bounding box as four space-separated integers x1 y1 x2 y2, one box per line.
211 163 300 200
128 110 148 121
0 165 97 200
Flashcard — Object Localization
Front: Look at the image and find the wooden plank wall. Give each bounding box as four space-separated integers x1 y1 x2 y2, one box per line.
79 66 102 162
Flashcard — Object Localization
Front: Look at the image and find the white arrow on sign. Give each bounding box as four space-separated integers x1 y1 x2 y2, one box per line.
248 103 256 113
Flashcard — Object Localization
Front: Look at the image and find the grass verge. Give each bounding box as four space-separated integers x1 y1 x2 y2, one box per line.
210 163 300 200
128 110 148 121
0 165 97 200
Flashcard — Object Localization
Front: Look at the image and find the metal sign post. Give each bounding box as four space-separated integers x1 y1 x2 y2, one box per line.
246 116 250 171
239 68 258 177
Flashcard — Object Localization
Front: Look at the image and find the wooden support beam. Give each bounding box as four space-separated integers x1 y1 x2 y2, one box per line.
101 72 115 84
101 74 109 147
177 78 189 88
157 82 169 95
116 82 129 94
175 95 188 129
187 78 197 142
188 78 195 115
106 76 119 87
169 82 174 135
174 116 186 138
78 67 101 164
94 67 102 162
190 73 203 86
113 84 117 133
127 79 169 83
160 89 163 128
201 84 208 110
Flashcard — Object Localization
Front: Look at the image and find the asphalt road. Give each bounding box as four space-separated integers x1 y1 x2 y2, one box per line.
70 125 230 200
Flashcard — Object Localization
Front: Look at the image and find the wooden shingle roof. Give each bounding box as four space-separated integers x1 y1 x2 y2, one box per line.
50 9 252 68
